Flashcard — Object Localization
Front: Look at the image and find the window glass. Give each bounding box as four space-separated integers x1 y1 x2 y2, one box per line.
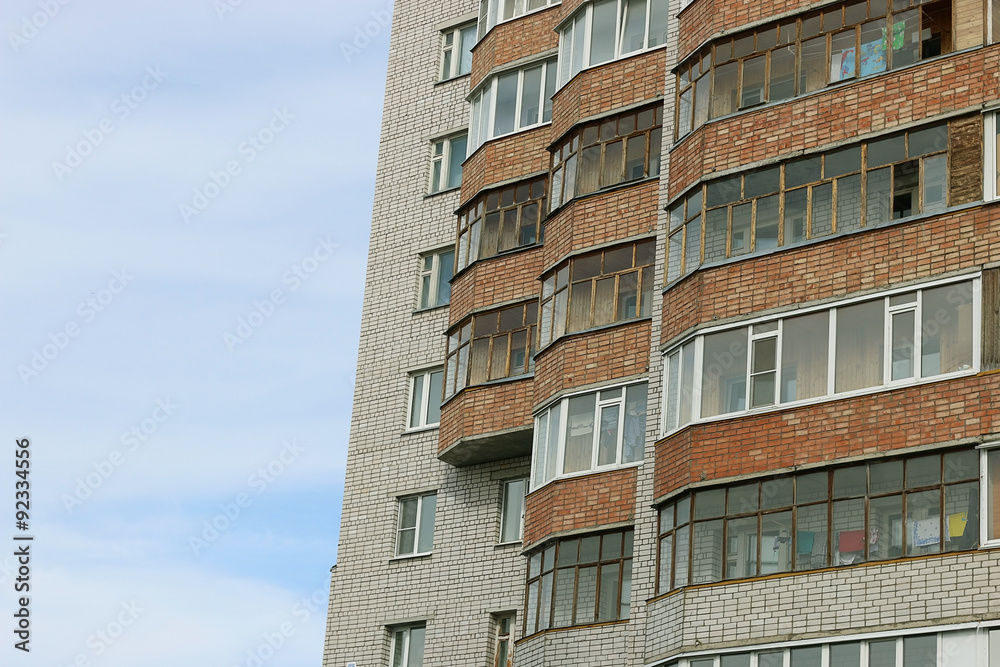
989 449 1000 542
501 479 526 542
781 311 829 402
701 327 748 417
835 299 884 392
921 281 974 376
397 493 436 556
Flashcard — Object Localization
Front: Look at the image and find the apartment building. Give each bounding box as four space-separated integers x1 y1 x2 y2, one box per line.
323 0 1000 665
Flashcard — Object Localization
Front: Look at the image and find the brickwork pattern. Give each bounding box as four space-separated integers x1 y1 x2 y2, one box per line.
439 378 535 453
533 321 652 408
448 247 544 326
550 49 666 141
646 551 1000 662
655 372 1000 499
523 467 638 547
469 6 560 90
660 205 998 345
668 49 1000 199
461 126 552 204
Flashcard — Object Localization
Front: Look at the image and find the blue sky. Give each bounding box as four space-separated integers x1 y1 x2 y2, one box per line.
0 1 390 664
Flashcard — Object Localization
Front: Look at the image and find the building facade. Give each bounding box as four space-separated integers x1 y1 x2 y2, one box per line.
324 0 1000 665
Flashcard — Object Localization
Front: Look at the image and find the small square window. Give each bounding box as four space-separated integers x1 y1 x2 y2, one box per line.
396 493 436 556
500 478 526 543
390 624 426 666
430 133 468 193
408 368 443 429
441 22 476 81
417 249 454 309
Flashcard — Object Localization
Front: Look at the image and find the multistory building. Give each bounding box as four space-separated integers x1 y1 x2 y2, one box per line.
324 0 1000 665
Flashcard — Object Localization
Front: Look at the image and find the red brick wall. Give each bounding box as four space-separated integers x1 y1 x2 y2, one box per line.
661 205 997 344
654 372 1000 499
542 181 659 269
461 127 552 205
449 246 544 327
524 466 637 547
534 321 651 408
668 49 1000 199
550 50 666 141
439 377 535 454
470 6 560 91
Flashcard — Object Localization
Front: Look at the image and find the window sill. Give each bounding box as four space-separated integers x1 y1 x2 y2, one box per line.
402 424 439 436
425 185 462 199
390 552 433 562
659 368 980 441
435 72 471 87
496 540 523 549
413 303 450 315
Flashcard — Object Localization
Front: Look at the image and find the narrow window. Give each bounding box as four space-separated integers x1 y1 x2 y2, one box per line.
408 368 443 429
417 249 454 310
390 625 426 667
429 133 467 193
440 22 477 81
396 494 437 557
493 614 515 667
500 479 527 543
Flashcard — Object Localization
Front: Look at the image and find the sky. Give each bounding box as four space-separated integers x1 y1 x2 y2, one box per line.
0 1 391 664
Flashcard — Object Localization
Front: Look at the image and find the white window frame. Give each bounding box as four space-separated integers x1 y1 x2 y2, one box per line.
662 275 982 437
416 248 454 310
499 478 527 543
531 381 647 490
407 368 443 430
390 624 426 667
429 132 468 194
981 441 1000 549
468 57 557 152
986 110 999 201
440 22 477 81
395 493 437 557
651 623 1000 667
557 0 669 87
478 0 561 39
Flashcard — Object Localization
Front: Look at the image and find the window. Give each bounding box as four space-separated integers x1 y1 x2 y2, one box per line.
663 278 978 432
444 301 537 399
493 613 515 667
657 449 980 591
985 444 1000 547
430 133 468 193
654 630 991 667
538 239 655 349
469 58 557 151
455 176 547 273
532 383 647 489
987 111 1000 201
417 249 454 309
408 368 443 429
993 0 1000 43
524 529 632 635
558 0 669 86
396 493 437 557
668 122 955 282
441 23 476 80
677 0 958 137
479 0 560 39
390 624 426 667
500 478 527 543
549 105 662 211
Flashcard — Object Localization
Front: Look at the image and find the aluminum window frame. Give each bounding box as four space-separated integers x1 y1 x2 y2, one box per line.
395 493 437 557
407 367 444 430
661 275 981 436
390 623 426 667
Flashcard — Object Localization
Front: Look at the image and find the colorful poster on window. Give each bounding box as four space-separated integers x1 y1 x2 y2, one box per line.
830 49 856 82
860 35 887 76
